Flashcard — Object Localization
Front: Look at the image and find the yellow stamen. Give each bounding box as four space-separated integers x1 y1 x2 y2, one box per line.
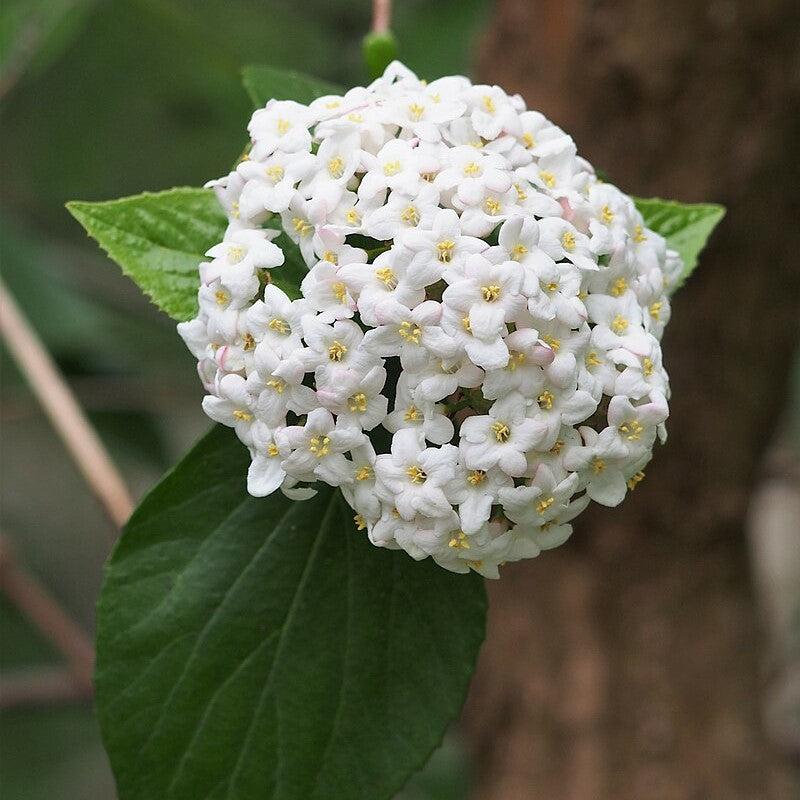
633 224 647 243
592 458 606 474
448 530 471 550
540 170 556 189
345 209 361 226
467 469 486 486
463 161 481 176
348 392 368 413
354 514 367 530
484 197 501 215
242 333 256 351
649 301 663 321
600 204 615 224
233 409 252 422
309 435 331 457
610 278 628 297
404 405 420 422
328 340 348 361
491 421 511 443
265 165 284 183
406 465 427 484
266 378 286 393
355 466 373 481
398 320 422 344
511 243 528 261
408 102 425 121
481 284 502 302
375 267 397 289
611 314 629 335
276 118 291 134
642 357 654 377
214 289 229 305
626 471 645 490
437 240 456 262
400 205 420 226
536 496 555 514
506 351 526 371
522 132 535 149
292 216 312 237
267 443 279 457
228 245 245 263
541 334 560 352
561 231 577 251
482 95 496 113
538 390 555 410
332 281 347 303
268 318 290 335
383 160 402 176
619 419 644 441
585 350 602 368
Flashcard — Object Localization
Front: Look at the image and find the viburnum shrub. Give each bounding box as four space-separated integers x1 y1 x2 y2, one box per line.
70 52 723 800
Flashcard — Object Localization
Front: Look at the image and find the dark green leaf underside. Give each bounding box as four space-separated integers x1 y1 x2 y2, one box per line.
95 425 486 800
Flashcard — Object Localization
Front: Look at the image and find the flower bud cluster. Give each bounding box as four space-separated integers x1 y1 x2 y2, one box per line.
179 61 678 578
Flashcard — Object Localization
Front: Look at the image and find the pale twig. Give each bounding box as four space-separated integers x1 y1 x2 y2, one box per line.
0 537 95 694
372 0 392 33
0 667 93 709
0 276 134 530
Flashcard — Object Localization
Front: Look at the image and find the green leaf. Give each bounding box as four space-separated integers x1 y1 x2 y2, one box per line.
634 197 725 290
242 64 342 109
66 188 226 322
95 425 486 800
67 187 308 321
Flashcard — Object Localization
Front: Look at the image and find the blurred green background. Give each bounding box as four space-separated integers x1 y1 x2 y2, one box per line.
0 1 489 797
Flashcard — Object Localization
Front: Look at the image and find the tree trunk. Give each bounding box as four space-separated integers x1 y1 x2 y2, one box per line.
463 2 800 797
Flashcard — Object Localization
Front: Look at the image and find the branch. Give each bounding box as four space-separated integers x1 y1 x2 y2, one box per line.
0 276 134 530
0 667 93 710
372 0 391 33
0 537 95 693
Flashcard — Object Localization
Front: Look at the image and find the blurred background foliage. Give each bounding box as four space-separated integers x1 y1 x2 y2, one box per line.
0 1 488 797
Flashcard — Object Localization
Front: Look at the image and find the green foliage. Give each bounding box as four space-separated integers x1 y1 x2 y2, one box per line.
66 189 226 321
67 188 308 321
635 198 725 290
363 30 399 80
242 64 342 108
96 425 486 800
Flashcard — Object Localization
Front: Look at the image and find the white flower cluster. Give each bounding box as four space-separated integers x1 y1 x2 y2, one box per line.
179 61 680 578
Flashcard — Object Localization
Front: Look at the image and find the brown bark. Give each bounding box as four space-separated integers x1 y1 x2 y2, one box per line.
463 2 800 798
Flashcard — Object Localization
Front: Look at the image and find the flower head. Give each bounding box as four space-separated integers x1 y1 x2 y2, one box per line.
180 61 678 578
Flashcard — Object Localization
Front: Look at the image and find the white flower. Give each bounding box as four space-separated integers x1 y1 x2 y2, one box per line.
179 60 679 577
460 393 548 477
441 254 526 368
375 429 458 520
237 150 315 216
434 145 511 207
498 464 580 526
202 228 284 306
319 364 389 432
247 422 287 497
403 208 487 280
202 373 258 444
279 408 364 486
446 464 512 534
249 99 313 156
361 299 457 372
383 373 454 445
